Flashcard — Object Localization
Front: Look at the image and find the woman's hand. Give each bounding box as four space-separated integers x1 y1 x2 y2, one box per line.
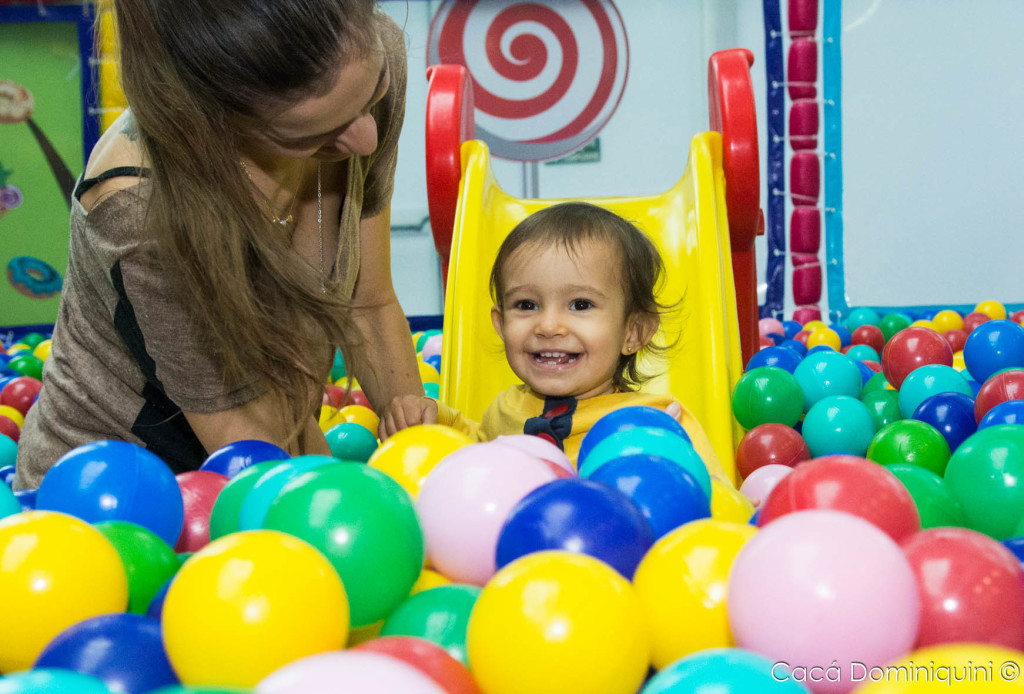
379 394 438 439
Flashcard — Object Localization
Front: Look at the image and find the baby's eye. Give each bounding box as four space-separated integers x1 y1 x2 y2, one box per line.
570 299 593 311
512 299 537 311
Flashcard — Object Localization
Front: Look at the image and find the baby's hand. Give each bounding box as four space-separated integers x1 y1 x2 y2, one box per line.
664 401 683 422
379 394 438 440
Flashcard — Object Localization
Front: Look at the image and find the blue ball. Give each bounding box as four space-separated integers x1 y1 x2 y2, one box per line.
1003 537 1024 564
578 406 690 467
641 648 808 693
425 354 442 372
807 345 834 356
237 454 339 531
749 509 760 526
963 319 1024 383
14 488 36 512
0 353 11 366
897 364 972 419
829 323 852 347
0 670 111 694
979 400 1024 430
579 426 709 500
779 339 808 357
913 392 977 452
855 360 878 386
146 576 173 621
495 478 654 579
588 454 710 540
36 441 184 547
746 345 802 374
35 613 179 693
966 378 983 397
199 439 290 478
0 463 14 486
782 320 803 339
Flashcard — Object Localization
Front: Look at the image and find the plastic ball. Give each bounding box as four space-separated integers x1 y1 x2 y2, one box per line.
850 324 885 354
881 327 953 390
860 389 902 432
0 376 41 417
0 511 128 673
0 670 112 693
163 530 349 688
781 319 802 338
845 344 880 363
758 455 921 542
806 328 841 351
878 313 913 343
6 354 42 380
980 399 1024 429
862 371 892 396
199 439 289 479
867 420 951 477
496 478 654 579
238 455 339 531
735 423 810 479
640 648 809 694
325 421 379 462
739 464 794 507
424 354 442 374
13 488 35 512
423 381 440 399
367 424 473 498
963 319 1024 383
845 307 881 331
974 369 1024 423
975 300 1008 320
0 438 14 472
96 520 180 614
256 651 445 694
801 395 876 458
745 345 803 374
729 511 920 694
380 585 481 666
353 636 480 694
466 551 650 694
0 405 23 429
418 360 441 385
912 391 977 452
416 442 556 586
793 351 863 411
853 643 1024 694
589 454 710 539
35 613 179 693
710 477 756 524
633 520 756 667
731 366 805 428
493 434 574 477
421 333 444 361
780 338 808 357
262 463 423 627
759 317 785 338
943 328 969 353
886 463 966 530
578 405 691 467
963 311 992 333
897 364 972 419
330 404 380 435
944 425 1024 539
175 470 230 553
830 324 852 348
1013 309 1024 326
0 479 18 520
207 459 285 541
932 309 964 333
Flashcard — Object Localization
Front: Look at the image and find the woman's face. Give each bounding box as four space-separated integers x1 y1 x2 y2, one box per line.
253 42 390 162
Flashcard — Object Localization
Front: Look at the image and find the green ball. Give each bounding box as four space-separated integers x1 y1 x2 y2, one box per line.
944 424 1024 539
95 520 181 614
6 354 43 380
380 584 481 665
861 389 902 431
208 459 286 541
887 464 966 529
844 307 881 332
262 463 424 627
879 313 913 343
325 422 379 463
331 348 347 382
149 687 249 694
415 329 443 352
801 395 876 457
867 420 951 477
896 364 971 419
17 332 45 349
0 482 20 521
862 372 892 396
731 366 804 429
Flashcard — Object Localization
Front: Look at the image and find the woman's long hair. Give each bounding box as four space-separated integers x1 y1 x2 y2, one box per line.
112 0 378 445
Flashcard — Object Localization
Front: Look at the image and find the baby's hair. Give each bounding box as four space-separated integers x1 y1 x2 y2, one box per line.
489 201 670 391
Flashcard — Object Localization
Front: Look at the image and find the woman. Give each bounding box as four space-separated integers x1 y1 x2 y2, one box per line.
14 0 435 489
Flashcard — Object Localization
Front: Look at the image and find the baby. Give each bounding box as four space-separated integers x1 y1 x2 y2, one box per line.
429 201 725 476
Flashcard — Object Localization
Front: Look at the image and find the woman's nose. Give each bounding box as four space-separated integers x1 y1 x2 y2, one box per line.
336 112 378 157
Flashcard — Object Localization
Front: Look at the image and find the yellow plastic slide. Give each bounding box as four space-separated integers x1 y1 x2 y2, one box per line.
439 134 745 483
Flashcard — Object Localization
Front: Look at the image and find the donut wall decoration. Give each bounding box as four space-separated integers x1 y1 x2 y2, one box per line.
427 0 629 162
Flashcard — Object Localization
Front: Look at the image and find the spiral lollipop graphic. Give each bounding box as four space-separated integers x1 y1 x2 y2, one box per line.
428 0 629 162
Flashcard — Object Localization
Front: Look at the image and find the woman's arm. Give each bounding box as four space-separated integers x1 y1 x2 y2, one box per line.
347 207 437 438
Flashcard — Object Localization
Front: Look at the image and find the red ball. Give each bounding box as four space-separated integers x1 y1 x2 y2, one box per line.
354 636 481 694
174 470 230 552
758 335 775 349
793 330 812 347
851 324 885 354
323 383 346 409
343 389 372 410
881 327 953 389
943 329 968 353
1011 309 1024 326
0 376 42 417
902 527 1024 650
758 455 921 542
974 370 1024 423
963 311 992 334
736 423 811 480
0 415 19 443
861 360 882 373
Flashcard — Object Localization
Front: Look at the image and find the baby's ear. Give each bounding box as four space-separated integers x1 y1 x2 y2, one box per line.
623 312 660 355
490 305 504 339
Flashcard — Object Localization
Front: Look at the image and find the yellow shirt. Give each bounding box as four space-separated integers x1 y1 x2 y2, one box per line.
436 384 726 479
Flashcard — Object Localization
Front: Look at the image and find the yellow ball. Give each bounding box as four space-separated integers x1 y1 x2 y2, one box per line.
318 404 339 433
851 643 1024 693
803 320 828 334
467 551 650 694
5 344 29 356
333 404 380 435
910 320 936 331
710 477 755 523
417 359 441 385
411 567 451 594
0 406 23 429
32 339 52 361
953 351 967 373
367 424 472 499
0 511 128 673
806 327 842 351
162 530 349 688
975 300 1008 321
633 519 756 668
931 310 964 333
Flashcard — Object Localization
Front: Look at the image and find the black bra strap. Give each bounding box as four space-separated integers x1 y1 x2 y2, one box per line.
75 166 150 201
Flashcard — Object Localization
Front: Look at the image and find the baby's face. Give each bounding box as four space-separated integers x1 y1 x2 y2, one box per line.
491 239 642 400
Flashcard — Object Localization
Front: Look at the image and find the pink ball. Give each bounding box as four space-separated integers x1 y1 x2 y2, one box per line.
729 510 920 694
739 464 793 507
416 442 557 585
256 651 445 694
421 334 444 361
759 317 786 338
493 434 575 477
